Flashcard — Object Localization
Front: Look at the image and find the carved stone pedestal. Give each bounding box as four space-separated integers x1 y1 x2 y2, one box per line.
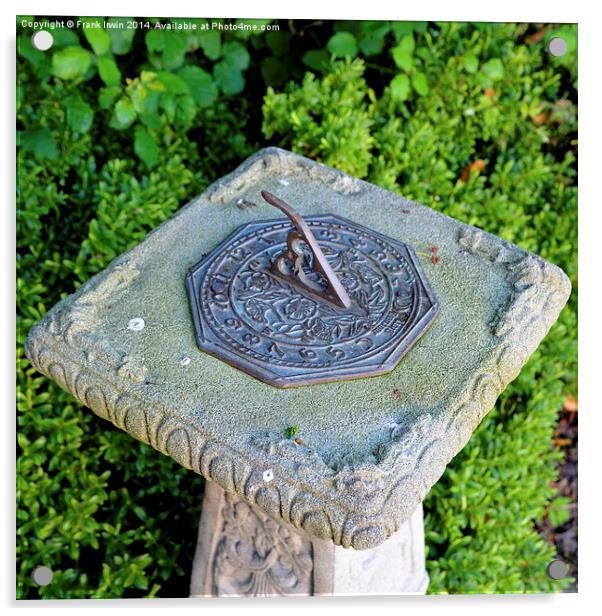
190 480 428 597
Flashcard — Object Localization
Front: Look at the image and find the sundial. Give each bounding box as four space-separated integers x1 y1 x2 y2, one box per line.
186 190 439 387
25 148 571 592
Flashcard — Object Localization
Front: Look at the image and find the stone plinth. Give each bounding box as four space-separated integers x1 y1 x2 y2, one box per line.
25 147 571 595
190 480 428 597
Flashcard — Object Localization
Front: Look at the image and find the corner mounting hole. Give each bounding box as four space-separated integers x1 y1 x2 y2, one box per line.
31 30 54 51
546 559 570 580
31 566 53 586
548 37 568 57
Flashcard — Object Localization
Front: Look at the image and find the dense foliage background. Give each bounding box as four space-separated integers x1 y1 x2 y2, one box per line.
17 17 577 597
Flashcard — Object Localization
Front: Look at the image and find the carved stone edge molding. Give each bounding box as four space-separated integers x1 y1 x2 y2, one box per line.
34 260 150 384
203 147 364 204
457 226 572 340
24 149 572 550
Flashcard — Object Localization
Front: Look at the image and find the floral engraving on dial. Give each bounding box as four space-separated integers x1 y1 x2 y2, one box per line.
187 215 438 386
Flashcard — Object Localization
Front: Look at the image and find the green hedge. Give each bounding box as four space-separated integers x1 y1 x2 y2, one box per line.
17 18 577 597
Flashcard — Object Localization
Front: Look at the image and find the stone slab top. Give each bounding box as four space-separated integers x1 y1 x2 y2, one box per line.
26 147 571 550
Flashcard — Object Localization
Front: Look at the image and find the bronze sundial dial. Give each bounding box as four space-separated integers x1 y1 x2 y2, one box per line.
186 191 439 387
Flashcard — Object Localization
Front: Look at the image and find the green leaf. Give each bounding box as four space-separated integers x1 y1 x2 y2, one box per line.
411 71 429 95
155 72 190 95
162 32 188 69
358 21 390 57
416 46 430 61
392 46 413 72
50 28 80 48
174 95 197 126
265 31 290 57
138 89 160 115
222 41 250 71
146 30 187 70
302 49 330 72
327 32 358 58
198 30 221 60
392 35 415 72
97 56 121 87
105 18 136 55
145 30 164 54
390 73 411 102
213 61 244 95
81 20 111 56
111 97 136 130
17 34 46 69
64 95 94 133
463 53 479 74
177 66 217 107
391 21 427 41
98 86 121 110
284 425 300 439
399 33 415 54
482 58 504 81
51 46 92 81
21 127 58 160
333 21 360 34
139 112 162 130
260 57 290 87
547 496 571 528
134 126 159 168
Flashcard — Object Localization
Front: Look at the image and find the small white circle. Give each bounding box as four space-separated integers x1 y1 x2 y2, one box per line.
32 566 53 586
179 357 191 367
127 318 145 331
32 30 54 51
548 37 568 57
262 469 274 483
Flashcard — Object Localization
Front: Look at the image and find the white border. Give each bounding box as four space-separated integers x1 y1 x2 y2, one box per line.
6 1 600 614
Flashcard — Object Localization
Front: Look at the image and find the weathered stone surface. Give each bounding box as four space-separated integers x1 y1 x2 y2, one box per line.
190 480 427 597
25 147 571 550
